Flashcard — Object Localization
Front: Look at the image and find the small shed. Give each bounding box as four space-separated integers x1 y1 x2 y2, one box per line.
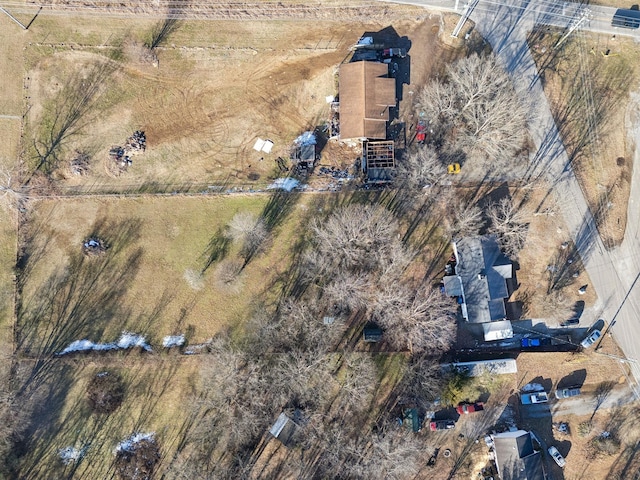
443 275 463 297
269 412 300 448
363 322 383 342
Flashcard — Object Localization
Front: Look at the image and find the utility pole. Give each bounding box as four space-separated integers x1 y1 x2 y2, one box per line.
452 0 479 38
555 6 592 49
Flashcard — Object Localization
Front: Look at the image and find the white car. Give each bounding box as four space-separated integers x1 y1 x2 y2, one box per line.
548 446 566 468
581 329 602 349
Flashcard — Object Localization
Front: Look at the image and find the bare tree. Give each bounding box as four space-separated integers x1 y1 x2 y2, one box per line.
345 427 423 480
416 53 529 170
396 355 446 407
394 145 444 190
591 381 616 421
226 212 268 263
310 205 401 275
374 284 457 354
487 197 529 258
322 272 372 313
335 354 378 415
445 200 484 240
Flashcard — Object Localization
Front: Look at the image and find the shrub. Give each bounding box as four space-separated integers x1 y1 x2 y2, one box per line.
115 436 160 480
577 421 593 437
87 371 125 414
589 434 621 457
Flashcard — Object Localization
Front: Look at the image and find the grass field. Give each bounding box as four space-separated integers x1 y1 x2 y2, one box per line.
17 193 316 353
529 29 640 247
20 15 435 191
15 355 204 479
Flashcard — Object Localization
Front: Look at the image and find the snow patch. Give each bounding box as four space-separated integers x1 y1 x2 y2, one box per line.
522 383 545 392
115 432 155 454
59 446 86 465
267 178 300 192
57 332 152 355
162 335 185 348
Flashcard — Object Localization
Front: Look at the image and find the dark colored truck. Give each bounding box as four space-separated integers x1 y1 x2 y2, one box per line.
612 8 640 29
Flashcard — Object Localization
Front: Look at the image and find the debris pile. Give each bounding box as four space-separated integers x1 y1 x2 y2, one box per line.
56 332 152 355
109 130 146 173
82 237 108 256
115 433 160 480
318 166 350 179
69 151 91 176
162 335 185 348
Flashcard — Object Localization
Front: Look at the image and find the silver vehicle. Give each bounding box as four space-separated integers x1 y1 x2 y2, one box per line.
554 387 581 399
581 329 602 349
548 446 566 467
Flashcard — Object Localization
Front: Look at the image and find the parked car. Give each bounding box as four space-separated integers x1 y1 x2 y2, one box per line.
521 338 541 348
429 420 456 431
456 402 484 414
560 318 580 327
548 446 566 467
555 387 581 399
581 329 602 348
521 338 551 348
520 392 549 404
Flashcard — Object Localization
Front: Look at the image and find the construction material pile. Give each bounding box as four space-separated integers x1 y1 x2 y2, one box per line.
109 130 146 172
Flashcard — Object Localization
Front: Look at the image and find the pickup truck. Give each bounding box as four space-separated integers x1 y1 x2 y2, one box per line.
456 402 484 414
382 48 407 58
521 338 551 348
520 392 549 404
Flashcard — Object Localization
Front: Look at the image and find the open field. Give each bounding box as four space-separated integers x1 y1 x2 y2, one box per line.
17 193 309 352
19 13 439 192
529 29 640 248
14 355 204 479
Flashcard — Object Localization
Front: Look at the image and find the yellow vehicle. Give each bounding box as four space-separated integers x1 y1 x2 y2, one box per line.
447 163 461 174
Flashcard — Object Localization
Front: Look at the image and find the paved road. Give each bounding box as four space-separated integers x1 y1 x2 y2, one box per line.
380 0 640 393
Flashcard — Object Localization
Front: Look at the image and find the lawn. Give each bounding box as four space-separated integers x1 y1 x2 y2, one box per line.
15 355 205 479
17 193 311 354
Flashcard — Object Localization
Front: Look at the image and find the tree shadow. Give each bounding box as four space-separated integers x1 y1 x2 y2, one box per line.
146 18 181 50
28 53 120 180
199 226 230 274
557 369 587 389
546 240 583 294
15 219 144 395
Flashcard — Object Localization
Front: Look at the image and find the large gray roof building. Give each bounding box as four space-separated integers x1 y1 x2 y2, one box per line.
445 235 513 324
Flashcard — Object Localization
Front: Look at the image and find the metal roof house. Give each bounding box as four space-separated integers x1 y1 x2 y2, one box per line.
443 235 514 341
338 61 396 141
491 430 546 480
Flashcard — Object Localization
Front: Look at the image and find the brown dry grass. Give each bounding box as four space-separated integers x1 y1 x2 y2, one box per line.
21 14 435 191
19 194 308 349
0 14 23 370
15 355 205 479
514 184 597 321
529 30 640 248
